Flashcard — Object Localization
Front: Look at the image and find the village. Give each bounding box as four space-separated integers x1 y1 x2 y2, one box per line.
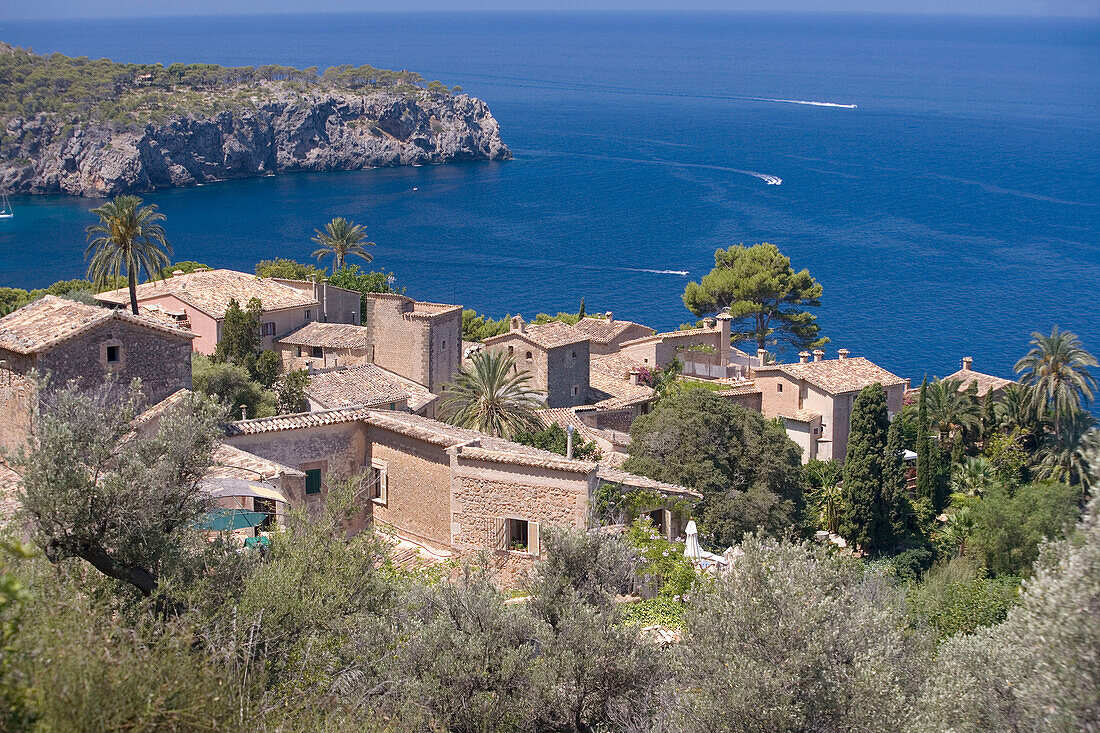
0 259 1014 582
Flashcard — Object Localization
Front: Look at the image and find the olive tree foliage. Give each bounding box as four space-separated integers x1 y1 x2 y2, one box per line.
661 536 933 733
915 490 1100 732
625 389 804 548
15 381 223 610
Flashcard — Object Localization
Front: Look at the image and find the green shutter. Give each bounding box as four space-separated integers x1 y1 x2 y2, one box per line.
305 469 322 495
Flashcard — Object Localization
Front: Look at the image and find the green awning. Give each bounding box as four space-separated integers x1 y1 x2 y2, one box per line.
244 536 271 549
197 509 268 532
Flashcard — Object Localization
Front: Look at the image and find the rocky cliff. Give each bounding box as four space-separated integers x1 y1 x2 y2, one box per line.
0 90 510 197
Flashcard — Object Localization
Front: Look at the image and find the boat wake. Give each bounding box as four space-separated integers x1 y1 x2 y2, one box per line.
624 268 691 276
732 170 782 185
755 97 858 109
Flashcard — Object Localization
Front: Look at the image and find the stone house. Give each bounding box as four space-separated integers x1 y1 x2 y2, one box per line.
95 269 346 354
754 349 907 463
944 357 1015 399
275 322 374 371
269 278 363 326
223 407 695 586
482 317 591 408
0 296 195 453
572 312 655 355
363 293 462 394
618 314 754 379
305 363 439 418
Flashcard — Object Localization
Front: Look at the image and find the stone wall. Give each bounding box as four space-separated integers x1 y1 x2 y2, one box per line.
545 342 590 408
366 426 453 551
0 367 36 454
35 319 193 406
364 294 461 393
276 343 373 372
223 422 369 497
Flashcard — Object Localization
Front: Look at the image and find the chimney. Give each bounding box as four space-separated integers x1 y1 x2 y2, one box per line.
604 311 613 321
799 351 810 364
756 348 767 367
172 270 185 278
510 315 526 333
716 313 731 367
838 349 850 361
962 356 973 372
566 424 575 460
629 370 641 386
813 349 824 362
703 317 716 331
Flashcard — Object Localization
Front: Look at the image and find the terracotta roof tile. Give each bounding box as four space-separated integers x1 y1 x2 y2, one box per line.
589 354 654 409
306 364 436 411
276 322 373 349
759 357 905 395
597 465 699 498
208 444 306 480
96 269 318 318
0 295 194 355
573 317 654 345
225 406 376 436
483 321 589 350
944 368 1014 396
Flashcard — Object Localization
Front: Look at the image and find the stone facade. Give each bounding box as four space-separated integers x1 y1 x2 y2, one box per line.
363 294 462 393
269 279 362 326
483 320 591 409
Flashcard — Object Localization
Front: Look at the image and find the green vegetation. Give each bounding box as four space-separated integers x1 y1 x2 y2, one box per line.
328 264 402 321
310 217 375 274
624 389 804 549
462 308 512 341
1 383 1097 731
0 43 451 132
84 194 172 315
439 350 545 439
254 257 328 280
682 242 827 351
513 421 602 461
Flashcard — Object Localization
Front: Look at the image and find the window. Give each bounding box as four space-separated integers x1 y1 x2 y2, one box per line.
508 345 514 356
304 469 322 495
571 350 577 358
368 462 388 505
572 385 579 396
777 383 783 393
296 346 304 358
262 322 276 337
525 350 533 362
106 345 120 363
100 338 124 370
441 340 446 350
254 497 277 530
496 517 540 555
305 310 312 320
311 346 323 358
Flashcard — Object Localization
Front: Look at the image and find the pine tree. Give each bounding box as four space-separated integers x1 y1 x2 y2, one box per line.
840 384 890 551
916 379 934 505
882 414 910 545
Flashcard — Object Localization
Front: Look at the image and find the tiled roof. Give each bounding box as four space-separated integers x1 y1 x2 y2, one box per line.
944 368 1014 396
589 354 654 409
712 380 761 397
208 444 306 480
779 409 823 422
483 321 589 350
573 317 654 345
596 466 700 499
761 357 906 395
364 293 462 320
225 406 375 436
305 364 429 410
96 269 318 318
276 322 373 349
0 295 194 355
620 326 721 347
535 407 607 448
127 389 193 435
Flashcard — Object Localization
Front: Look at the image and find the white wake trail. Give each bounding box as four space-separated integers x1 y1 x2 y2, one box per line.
754 97 858 109
624 268 691 276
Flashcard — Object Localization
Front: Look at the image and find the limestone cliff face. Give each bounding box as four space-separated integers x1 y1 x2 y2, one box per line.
0 90 510 197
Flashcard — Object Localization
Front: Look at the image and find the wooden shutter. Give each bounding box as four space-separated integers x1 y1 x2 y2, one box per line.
378 468 388 504
528 521 540 557
494 517 508 552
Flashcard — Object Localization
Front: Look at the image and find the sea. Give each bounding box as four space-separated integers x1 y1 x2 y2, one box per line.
0 12 1096 380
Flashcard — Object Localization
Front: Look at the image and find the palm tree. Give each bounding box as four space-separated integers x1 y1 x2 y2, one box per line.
996 383 1041 434
85 195 172 315
936 505 975 557
1015 327 1098 437
951 456 996 497
311 217 375 273
1035 411 1098 492
925 378 982 448
440 350 546 439
805 460 843 535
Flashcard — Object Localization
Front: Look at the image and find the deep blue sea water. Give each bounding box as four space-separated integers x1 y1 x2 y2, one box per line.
0 12 1097 380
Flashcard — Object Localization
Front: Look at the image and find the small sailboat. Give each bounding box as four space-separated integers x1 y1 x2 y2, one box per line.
0 193 12 220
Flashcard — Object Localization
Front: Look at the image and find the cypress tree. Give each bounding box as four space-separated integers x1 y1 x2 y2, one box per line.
578 296 586 319
882 414 910 545
915 379 934 505
840 384 890 552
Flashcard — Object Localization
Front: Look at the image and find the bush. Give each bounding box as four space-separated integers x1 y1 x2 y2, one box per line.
906 557 1020 638
969 481 1080 576
191 354 275 419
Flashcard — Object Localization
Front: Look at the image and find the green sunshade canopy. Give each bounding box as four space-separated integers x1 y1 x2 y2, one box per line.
196 508 268 532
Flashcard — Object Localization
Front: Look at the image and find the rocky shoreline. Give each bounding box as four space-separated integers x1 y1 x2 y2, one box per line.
0 90 510 197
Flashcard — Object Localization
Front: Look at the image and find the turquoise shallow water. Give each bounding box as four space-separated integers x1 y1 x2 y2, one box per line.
0 12 1096 379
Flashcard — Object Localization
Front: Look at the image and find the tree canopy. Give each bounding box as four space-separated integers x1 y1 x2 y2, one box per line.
682 243 827 351
625 389 804 548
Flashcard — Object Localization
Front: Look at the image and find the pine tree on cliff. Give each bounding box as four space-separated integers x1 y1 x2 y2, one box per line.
840 384 891 552
882 413 911 545
85 195 173 315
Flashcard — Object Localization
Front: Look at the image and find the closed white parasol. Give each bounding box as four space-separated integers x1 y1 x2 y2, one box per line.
684 520 703 561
